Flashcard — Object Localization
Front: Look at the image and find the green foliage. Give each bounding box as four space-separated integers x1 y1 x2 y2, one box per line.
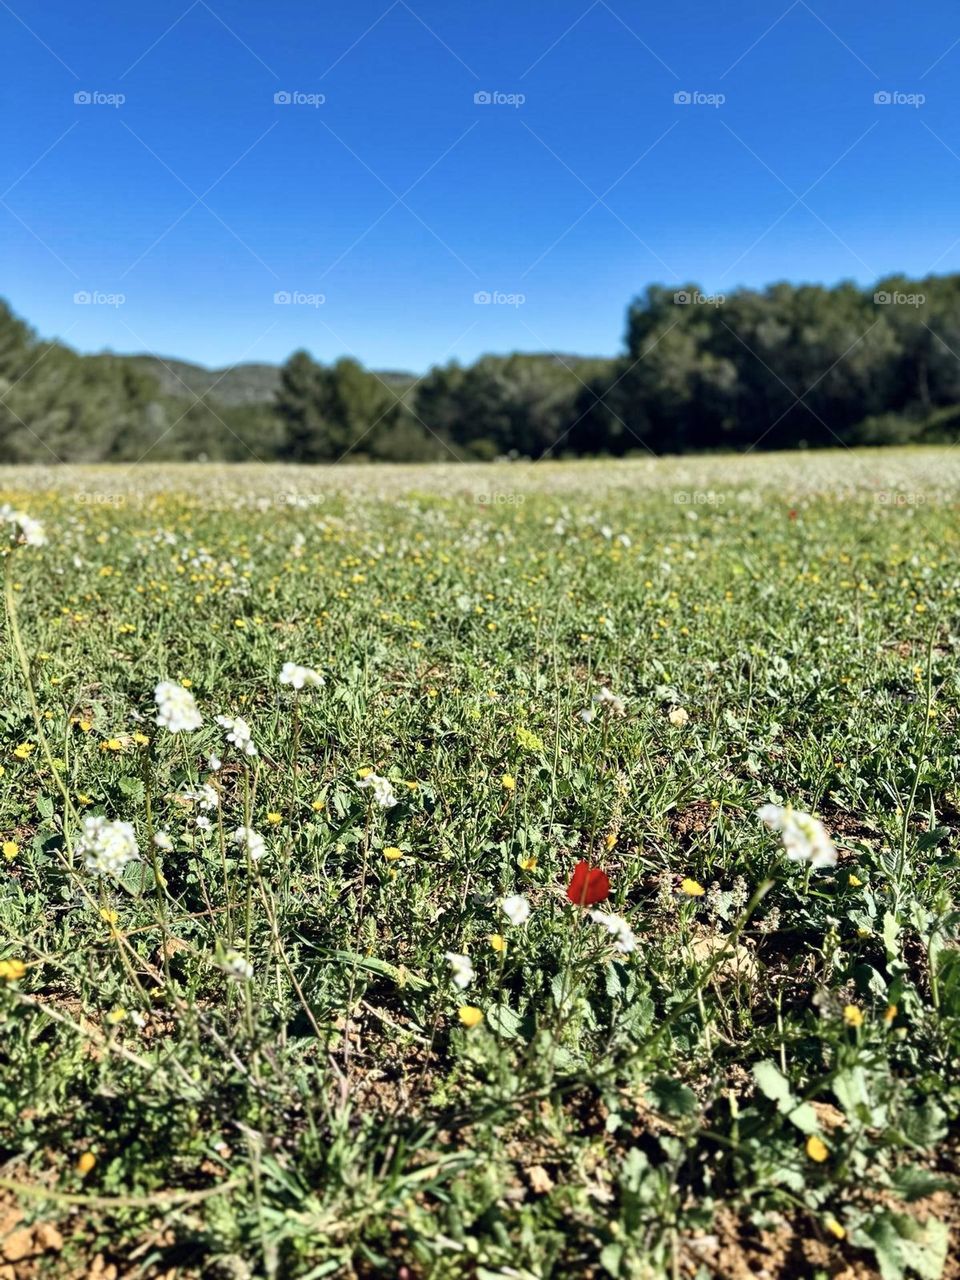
0 452 958 1278
8 273 960 463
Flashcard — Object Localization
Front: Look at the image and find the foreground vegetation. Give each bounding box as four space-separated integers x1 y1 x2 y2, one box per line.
5 271 960 462
1 450 959 1278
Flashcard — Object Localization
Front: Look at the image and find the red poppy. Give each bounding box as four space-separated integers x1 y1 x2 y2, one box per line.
566 860 611 907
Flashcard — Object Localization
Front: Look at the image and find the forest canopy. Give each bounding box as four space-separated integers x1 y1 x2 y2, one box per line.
2 274 960 463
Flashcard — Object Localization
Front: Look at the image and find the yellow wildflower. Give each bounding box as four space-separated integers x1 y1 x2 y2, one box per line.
680 878 705 897
458 1005 483 1028
0 958 26 981
805 1135 829 1162
488 934 507 954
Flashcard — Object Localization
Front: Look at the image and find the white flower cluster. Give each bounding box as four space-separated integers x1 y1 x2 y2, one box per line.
217 715 257 757
501 894 531 926
230 826 266 861
221 950 254 982
279 662 324 690
357 773 398 809
76 816 139 877
580 686 626 723
758 803 837 870
445 952 475 989
154 681 203 733
589 909 636 953
179 783 219 812
0 504 46 548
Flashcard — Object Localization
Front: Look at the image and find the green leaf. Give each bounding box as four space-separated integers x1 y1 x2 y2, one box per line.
882 911 900 959
752 1061 818 1132
648 1076 698 1117
890 1166 952 1203
752 1060 794 1109
485 1003 522 1039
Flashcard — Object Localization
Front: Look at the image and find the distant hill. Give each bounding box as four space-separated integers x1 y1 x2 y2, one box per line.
120 354 606 408
124 357 281 406
123 356 418 406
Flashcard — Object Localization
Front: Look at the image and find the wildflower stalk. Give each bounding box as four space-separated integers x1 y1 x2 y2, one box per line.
3 555 78 843
895 630 935 903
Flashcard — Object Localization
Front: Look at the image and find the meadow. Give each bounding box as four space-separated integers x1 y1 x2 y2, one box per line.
1 449 959 1279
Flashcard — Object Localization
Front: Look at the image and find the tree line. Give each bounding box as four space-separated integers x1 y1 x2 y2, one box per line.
2 274 960 463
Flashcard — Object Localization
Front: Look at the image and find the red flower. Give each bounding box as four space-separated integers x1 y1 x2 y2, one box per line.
566 860 611 907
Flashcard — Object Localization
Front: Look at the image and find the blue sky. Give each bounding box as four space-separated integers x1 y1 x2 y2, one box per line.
3 1 960 371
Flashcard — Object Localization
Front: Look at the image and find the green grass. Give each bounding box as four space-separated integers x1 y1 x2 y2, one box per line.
1 450 959 1279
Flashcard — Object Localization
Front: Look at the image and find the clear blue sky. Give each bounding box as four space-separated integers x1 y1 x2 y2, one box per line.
3 0 959 372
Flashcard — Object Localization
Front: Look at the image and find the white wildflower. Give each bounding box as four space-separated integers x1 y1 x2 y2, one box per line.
758 803 837 870
230 826 266 862
217 714 257 757
445 952 475 989
668 706 690 727
279 662 324 690
207 753 222 772
153 831 173 851
594 686 625 715
76 816 139 878
0 504 46 548
179 783 219 811
501 894 531 926
221 950 253 982
357 773 398 809
589 909 637 954
579 707 596 724
154 681 203 733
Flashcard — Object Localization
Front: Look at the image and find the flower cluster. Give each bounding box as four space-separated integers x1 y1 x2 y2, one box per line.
230 826 266 861
76 816 140 877
357 773 398 809
0 504 46 549
580 686 625 723
758 803 838 870
217 715 257 757
154 681 203 733
588 909 636 953
279 662 324 690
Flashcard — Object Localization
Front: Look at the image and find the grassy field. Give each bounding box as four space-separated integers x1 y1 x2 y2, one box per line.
1 449 959 1279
